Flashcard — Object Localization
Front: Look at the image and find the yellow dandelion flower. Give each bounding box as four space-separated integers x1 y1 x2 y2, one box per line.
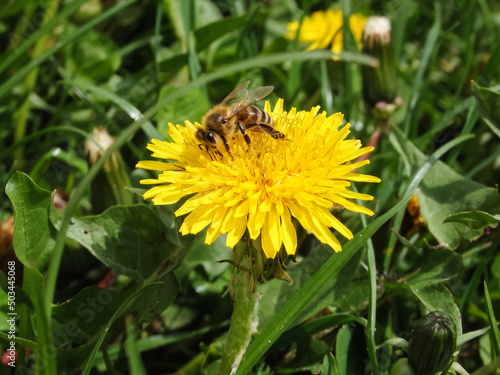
286 9 367 54
136 100 380 259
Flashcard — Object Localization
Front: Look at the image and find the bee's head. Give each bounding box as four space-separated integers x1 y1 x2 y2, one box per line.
196 129 218 146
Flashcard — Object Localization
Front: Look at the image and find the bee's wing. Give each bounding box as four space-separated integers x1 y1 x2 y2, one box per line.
220 81 251 106
227 85 274 119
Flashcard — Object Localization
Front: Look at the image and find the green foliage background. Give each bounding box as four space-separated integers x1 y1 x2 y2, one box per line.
0 0 499 374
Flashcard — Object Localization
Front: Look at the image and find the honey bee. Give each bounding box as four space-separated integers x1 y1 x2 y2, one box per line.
196 81 285 157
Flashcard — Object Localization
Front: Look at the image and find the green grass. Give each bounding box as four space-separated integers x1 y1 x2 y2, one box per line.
1 0 500 374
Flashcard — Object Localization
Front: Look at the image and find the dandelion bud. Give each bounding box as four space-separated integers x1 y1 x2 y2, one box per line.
361 16 398 108
71 0 103 24
408 311 457 375
85 127 133 211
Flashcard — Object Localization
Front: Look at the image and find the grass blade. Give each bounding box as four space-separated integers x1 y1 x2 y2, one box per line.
0 0 89 75
484 281 500 358
403 2 441 135
68 79 163 141
0 0 140 99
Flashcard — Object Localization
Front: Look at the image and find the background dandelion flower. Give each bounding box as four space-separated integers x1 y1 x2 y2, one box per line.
286 9 367 54
136 100 380 259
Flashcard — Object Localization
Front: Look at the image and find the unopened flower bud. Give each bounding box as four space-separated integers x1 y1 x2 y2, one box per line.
71 0 103 24
408 311 457 375
85 127 133 210
361 16 398 107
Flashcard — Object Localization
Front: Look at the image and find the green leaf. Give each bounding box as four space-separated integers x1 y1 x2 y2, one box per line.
407 284 462 334
336 325 366 375
131 272 179 327
66 30 121 82
52 285 135 338
472 81 500 138
157 85 210 137
50 204 185 281
442 210 500 242
0 271 33 310
392 126 500 249
164 0 221 47
405 248 462 332
5 171 56 272
458 326 490 347
321 353 338 375
194 15 247 52
406 248 462 285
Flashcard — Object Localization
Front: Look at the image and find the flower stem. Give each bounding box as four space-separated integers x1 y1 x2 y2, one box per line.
219 241 258 375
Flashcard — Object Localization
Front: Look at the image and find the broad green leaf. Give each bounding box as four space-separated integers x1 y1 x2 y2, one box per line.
164 0 221 46
321 353 337 375
157 86 210 137
392 126 500 249
0 271 33 310
405 248 462 285
30 147 89 182
132 272 179 327
472 81 500 138
407 284 461 334
194 15 247 52
5 171 56 272
336 325 366 375
52 285 134 338
173 233 232 290
458 326 490 347
66 30 121 82
50 204 184 281
442 210 500 242
405 248 462 332
161 303 198 331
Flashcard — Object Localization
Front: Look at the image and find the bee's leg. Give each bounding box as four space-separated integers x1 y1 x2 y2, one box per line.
261 124 286 139
237 122 252 145
248 124 286 140
220 135 233 159
202 145 215 161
